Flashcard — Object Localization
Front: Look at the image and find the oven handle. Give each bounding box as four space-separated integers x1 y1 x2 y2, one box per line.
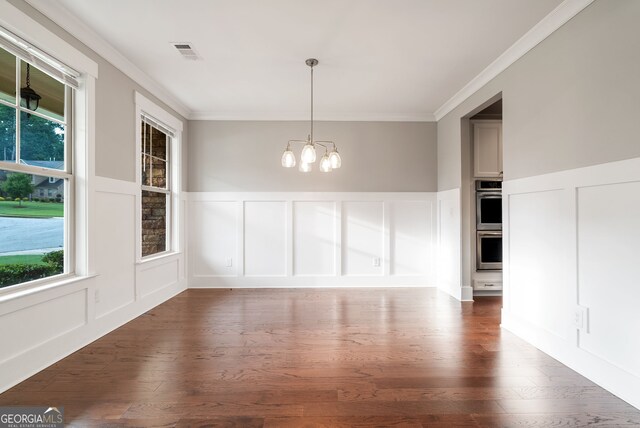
477 193 502 198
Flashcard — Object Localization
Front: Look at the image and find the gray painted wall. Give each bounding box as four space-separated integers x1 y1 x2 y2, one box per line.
9 0 189 190
188 121 437 192
438 0 640 191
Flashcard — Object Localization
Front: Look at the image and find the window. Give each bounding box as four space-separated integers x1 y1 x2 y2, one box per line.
140 118 171 258
136 93 181 261
0 32 78 289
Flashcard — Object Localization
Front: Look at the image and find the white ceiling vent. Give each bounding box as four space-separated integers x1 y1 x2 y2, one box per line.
171 42 201 61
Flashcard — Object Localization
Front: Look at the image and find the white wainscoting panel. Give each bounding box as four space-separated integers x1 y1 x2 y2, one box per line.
0 289 86 363
293 201 337 276
508 190 568 340
0 177 187 394
502 157 640 410
577 181 640 378
188 193 435 288
342 201 384 276
391 200 432 277
94 191 136 318
244 201 287 277
191 201 237 277
436 188 465 300
137 257 181 299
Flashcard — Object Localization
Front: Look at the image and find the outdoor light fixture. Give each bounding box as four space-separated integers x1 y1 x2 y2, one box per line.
20 63 41 112
281 58 341 173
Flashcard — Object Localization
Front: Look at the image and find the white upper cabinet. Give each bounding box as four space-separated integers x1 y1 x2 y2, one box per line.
473 120 502 178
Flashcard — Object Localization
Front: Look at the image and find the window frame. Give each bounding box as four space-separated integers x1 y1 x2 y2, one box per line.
0 47 75 288
0 8 97 297
135 92 182 263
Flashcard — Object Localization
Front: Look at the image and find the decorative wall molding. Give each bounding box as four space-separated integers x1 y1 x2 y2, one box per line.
0 178 187 393
24 0 190 118
189 111 436 122
502 156 640 410
0 1 98 77
436 188 467 301
188 192 436 288
434 0 595 120
24 0 592 123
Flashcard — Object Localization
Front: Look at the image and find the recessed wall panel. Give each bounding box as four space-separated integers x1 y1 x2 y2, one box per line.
293 201 336 276
391 201 431 276
95 192 135 317
343 201 384 276
577 181 640 377
508 190 567 339
191 201 237 276
0 290 86 363
244 201 286 276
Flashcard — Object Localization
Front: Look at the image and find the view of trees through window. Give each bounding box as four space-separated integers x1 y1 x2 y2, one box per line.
0 47 68 289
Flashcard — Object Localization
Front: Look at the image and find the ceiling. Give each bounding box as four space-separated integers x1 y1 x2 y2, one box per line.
44 0 562 121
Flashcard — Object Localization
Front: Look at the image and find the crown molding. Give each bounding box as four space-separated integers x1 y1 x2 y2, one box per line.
433 0 595 121
189 111 436 122
24 0 191 119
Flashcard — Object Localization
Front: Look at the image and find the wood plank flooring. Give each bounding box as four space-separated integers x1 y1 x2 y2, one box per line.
1 288 638 427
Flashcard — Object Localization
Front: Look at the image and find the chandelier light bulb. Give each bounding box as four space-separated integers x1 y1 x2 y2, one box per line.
319 154 332 172
299 161 312 173
281 149 296 168
328 150 341 169
301 143 316 163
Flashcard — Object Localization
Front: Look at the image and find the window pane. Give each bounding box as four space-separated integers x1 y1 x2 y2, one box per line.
150 129 167 161
0 49 16 104
0 169 65 289
0 103 16 162
20 111 65 170
151 158 167 188
20 60 65 121
141 154 151 186
141 122 150 155
141 190 167 257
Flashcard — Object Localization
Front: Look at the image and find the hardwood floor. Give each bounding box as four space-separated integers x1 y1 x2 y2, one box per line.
1 288 638 427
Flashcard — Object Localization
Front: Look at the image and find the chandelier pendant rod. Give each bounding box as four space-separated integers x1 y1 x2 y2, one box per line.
310 61 314 143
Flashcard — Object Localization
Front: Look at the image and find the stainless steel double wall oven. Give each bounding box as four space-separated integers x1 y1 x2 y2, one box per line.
476 180 502 270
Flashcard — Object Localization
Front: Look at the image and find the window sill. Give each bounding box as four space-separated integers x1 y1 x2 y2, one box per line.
136 251 181 266
0 273 98 304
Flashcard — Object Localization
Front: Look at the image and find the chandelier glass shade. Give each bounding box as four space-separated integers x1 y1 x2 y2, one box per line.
299 161 312 173
281 145 296 167
281 58 341 173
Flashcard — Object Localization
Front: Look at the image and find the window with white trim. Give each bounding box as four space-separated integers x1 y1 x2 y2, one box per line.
140 115 173 258
0 28 79 289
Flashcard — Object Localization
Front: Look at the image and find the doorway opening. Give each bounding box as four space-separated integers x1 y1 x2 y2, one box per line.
460 95 503 299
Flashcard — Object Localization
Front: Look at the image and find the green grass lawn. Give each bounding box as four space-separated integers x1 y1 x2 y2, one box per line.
0 254 46 266
0 201 63 217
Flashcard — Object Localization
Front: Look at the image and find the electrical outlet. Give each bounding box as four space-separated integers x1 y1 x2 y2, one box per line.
373 257 381 267
94 289 100 304
225 258 233 268
574 306 589 332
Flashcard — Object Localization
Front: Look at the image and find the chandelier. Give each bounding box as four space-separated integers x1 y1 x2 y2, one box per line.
281 58 341 172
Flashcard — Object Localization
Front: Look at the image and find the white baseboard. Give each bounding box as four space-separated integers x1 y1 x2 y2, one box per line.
189 276 434 289
502 311 640 410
